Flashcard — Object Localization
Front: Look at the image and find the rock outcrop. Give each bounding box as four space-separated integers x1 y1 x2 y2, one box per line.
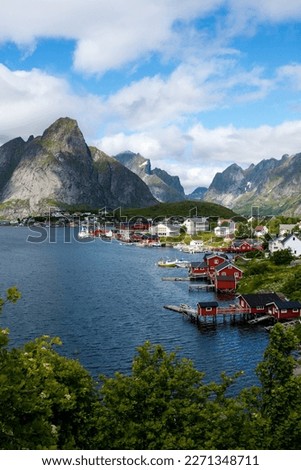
0 118 158 217
114 151 186 202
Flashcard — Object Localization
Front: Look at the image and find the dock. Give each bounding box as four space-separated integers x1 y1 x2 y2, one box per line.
164 304 198 320
248 315 272 324
161 277 190 281
164 302 255 325
189 284 215 291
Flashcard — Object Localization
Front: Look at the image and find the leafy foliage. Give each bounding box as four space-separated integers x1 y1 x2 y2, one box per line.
236 257 301 300
123 200 237 220
1 288 301 450
0 335 101 449
270 248 294 266
95 342 247 450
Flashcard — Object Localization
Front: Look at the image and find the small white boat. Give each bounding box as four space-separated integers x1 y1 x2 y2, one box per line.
157 259 178 267
175 260 190 268
150 241 162 247
78 225 92 239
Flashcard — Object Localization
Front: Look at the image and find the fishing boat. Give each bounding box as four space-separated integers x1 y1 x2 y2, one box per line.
77 225 93 239
157 259 178 267
175 259 190 268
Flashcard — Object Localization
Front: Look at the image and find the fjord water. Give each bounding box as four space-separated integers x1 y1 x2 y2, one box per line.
0 227 268 392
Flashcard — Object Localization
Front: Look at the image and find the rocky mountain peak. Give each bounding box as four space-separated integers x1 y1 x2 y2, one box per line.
0 117 158 217
40 117 89 158
114 151 185 202
204 152 301 215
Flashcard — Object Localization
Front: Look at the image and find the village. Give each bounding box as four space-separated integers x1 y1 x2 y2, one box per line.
164 249 301 325
2 210 301 325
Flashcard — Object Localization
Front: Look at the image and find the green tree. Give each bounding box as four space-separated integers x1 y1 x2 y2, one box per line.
0 288 101 450
95 342 251 450
270 248 294 265
2 288 301 450
282 267 301 300
0 286 21 347
254 324 301 449
0 335 101 449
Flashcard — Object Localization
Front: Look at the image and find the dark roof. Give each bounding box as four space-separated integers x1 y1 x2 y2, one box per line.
238 293 282 307
204 253 228 261
197 301 219 308
266 300 301 309
282 234 301 245
215 261 243 272
190 261 207 268
232 239 255 247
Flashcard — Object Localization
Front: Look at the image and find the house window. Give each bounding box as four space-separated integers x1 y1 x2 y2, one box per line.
256 306 264 310
234 272 239 277
281 309 287 313
293 309 298 313
206 307 212 311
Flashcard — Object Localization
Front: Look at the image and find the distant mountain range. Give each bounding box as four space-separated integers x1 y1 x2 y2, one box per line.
1 116 300 218
186 187 208 201
114 151 185 202
203 154 301 216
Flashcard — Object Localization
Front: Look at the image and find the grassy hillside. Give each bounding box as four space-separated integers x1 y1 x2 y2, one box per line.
236 257 301 301
123 200 237 219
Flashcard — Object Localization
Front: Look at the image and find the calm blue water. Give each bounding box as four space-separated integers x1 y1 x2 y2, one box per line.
0 227 269 392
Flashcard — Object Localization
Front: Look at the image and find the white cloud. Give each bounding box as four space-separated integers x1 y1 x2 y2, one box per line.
229 0 301 22
96 120 301 192
277 64 301 91
0 64 104 143
3 1 300 75
1 1 301 195
103 60 276 132
188 121 301 165
106 61 223 129
0 0 224 74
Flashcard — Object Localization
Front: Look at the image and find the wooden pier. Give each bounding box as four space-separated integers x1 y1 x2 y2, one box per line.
164 303 255 325
164 304 198 320
248 315 272 324
189 284 215 291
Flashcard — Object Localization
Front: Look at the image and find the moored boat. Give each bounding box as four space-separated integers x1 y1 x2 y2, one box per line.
157 259 178 267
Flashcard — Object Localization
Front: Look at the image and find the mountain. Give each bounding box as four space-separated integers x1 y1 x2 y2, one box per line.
203 153 301 215
0 118 157 217
114 151 186 202
186 186 207 200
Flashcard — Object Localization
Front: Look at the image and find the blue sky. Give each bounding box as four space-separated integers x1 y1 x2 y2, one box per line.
1 0 301 192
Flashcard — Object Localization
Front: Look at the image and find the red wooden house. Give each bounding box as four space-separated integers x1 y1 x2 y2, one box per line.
197 301 218 316
189 261 208 278
266 299 301 320
203 253 229 274
237 293 282 315
214 261 243 280
214 275 237 292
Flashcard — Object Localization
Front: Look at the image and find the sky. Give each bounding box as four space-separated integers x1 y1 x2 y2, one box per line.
0 0 301 193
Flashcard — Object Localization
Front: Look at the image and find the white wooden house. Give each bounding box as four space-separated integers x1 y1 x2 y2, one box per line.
182 217 209 235
269 234 301 257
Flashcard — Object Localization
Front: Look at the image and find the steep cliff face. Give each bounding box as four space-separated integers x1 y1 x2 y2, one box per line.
0 118 158 217
186 187 207 200
91 148 157 208
204 153 301 215
114 151 185 202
